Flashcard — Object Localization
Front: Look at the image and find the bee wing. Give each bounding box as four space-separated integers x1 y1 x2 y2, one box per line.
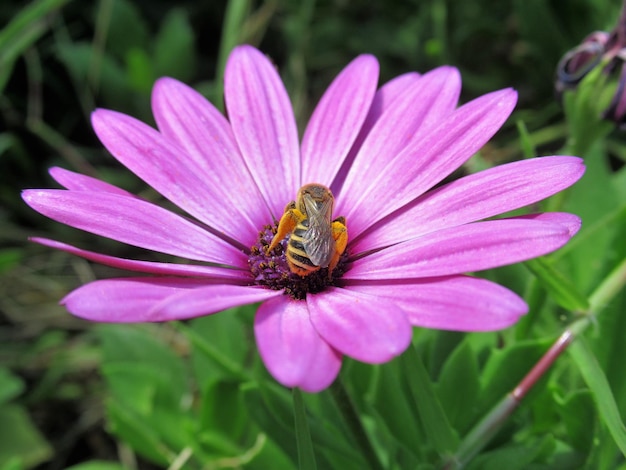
302 196 334 267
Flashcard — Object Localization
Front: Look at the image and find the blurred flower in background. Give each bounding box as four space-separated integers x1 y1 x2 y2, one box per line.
556 0 626 129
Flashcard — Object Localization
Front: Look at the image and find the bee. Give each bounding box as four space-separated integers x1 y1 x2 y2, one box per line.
266 184 347 277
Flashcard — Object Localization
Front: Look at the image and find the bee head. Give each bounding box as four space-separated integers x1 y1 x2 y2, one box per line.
298 183 334 213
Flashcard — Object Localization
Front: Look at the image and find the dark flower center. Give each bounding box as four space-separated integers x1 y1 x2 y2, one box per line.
248 224 349 300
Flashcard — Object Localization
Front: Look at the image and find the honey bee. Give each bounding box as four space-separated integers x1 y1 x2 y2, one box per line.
267 184 347 277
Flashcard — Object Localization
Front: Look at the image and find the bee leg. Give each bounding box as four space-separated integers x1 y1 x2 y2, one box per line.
328 217 348 278
266 203 305 254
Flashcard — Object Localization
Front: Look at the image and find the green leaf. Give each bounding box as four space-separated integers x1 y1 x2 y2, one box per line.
125 47 155 93
104 0 151 60
0 405 52 468
554 390 595 453
198 380 246 444
466 436 554 470
243 383 361 469
401 345 459 456
0 368 25 405
478 338 552 415
435 339 481 434
65 462 127 470
372 358 424 458
242 383 298 465
0 0 70 93
98 325 188 405
184 310 250 385
153 8 196 81
292 388 317 470
54 42 135 112
524 257 589 312
569 338 626 457
105 399 173 466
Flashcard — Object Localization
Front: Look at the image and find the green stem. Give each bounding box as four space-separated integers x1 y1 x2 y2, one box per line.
442 256 626 469
330 378 385 470
292 388 317 470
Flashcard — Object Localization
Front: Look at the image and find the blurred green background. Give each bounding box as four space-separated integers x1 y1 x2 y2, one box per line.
1 0 624 469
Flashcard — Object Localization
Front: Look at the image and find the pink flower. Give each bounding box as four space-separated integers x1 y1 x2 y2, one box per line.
22 45 584 392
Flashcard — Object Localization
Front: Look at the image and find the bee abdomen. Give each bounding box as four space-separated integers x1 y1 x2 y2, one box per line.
286 221 319 275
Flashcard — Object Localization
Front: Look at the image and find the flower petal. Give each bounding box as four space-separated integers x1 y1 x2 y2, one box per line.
151 77 271 241
301 54 379 185
63 278 279 322
22 190 245 266
352 156 585 253
345 218 574 280
342 88 518 238
31 237 250 280
348 276 527 331
255 297 342 392
331 72 422 191
62 277 212 322
91 109 252 248
516 212 582 237
148 285 282 321
336 66 461 215
225 45 300 219
49 167 136 196
307 287 412 363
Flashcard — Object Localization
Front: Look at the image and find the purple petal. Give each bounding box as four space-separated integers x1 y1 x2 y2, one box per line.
62 277 213 322
64 278 278 322
91 109 254 247
331 72 422 191
224 45 300 219
49 167 135 196
341 89 518 238
515 212 582 237
255 297 342 392
307 287 412 363
22 190 245 266
348 275 527 331
151 77 271 242
301 54 379 185
148 284 282 321
31 237 250 280
352 156 585 253
336 66 461 213
345 218 573 280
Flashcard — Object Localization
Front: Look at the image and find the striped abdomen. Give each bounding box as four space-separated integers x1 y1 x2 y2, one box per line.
286 219 320 276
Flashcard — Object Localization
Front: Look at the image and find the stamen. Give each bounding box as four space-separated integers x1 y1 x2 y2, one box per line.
248 224 348 300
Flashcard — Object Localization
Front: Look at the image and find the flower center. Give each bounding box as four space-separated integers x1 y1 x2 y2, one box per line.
248 224 349 300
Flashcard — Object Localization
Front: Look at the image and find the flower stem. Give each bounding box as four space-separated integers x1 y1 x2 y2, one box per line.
292 388 317 470
330 378 385 470
441 255 626 469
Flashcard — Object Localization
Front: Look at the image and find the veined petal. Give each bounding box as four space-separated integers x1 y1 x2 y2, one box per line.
91 109 251 248
307 287 412 363
345 218 572 280
148 284 282 321
516 212 582 237
353 156 585 253
343 88 518 238
337 66 461 214
151 77 271 240
49 167 135 196
301 54 379 185
348 275 527 331
331 72 422 192
62 277 215 322
255 297 342 392
31 237 250 280
22 190 245 266
225 45 300 219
